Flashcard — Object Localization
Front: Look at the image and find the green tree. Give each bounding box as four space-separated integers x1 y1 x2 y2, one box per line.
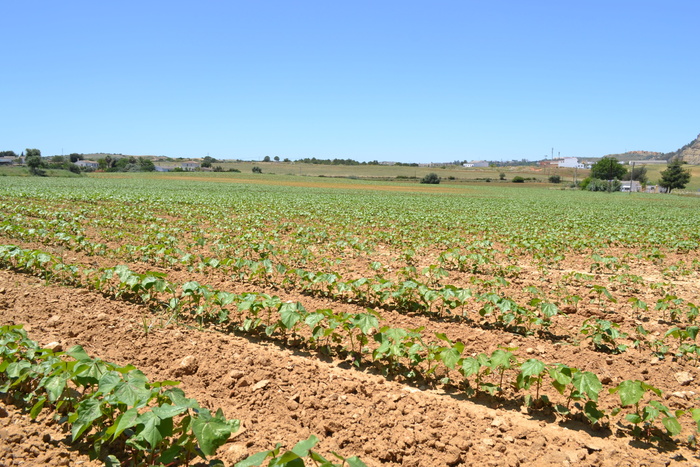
512 176 525 183
622 166 648 184
69 153 83 163
139 158 156 172
263 156 271 162
252 166 262 173
201 156 216 168
548 175 561 183
420 173 440 184
274 156 280 162
590 157 627 181
659 159 691 193
25 149 44 176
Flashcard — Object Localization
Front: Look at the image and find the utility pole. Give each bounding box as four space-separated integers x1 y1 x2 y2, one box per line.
630 162 635 195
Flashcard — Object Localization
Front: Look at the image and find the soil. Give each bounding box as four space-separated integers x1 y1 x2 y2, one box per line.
1 269 699 467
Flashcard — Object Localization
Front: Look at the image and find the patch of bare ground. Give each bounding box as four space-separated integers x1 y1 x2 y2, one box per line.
1 271 698 466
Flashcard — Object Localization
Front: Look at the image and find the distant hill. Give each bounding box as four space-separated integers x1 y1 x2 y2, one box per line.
602 133 700 165
668 134 700 165
602 150 666 162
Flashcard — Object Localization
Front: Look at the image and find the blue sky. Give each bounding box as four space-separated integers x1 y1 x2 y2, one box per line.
2 1 698 163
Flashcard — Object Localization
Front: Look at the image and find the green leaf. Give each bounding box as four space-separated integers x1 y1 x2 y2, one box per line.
97 371 122 395
132 411 163 449
30 397 46 419
461 357 480 377
113 370 152 407
44 373 69 402
353 313 379 335
625 413 642 424
662 416 682 436
66 345 91 362
291 435 318 457
151 403 188 420
191 410 237 457
611 380 645 407
109 407 139 440
520 359 545 377
573 372 602 402
235 450 273 467
583 401 605 425
71 398 104 442
440 346 462 369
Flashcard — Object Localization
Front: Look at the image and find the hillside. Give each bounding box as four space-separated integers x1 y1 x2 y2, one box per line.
602 150 665 162
672 134 700 165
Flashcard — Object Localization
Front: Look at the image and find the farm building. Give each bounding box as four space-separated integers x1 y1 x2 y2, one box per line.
75 160 99 169
556 157 585 169
620 180 642 192
181 161 201 171
463 160 489 168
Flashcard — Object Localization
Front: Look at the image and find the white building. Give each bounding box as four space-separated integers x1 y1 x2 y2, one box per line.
181 161 201 171
463 160 489 168
557 157 585 169
75 160 99 169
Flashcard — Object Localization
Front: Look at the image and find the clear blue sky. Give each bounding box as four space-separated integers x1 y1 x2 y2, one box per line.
2 1 698 163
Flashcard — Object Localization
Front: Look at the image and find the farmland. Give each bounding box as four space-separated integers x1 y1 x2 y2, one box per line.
1 172 700 466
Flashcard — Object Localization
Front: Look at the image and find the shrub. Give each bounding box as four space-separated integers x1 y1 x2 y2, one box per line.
252 166 262 174
548 175 561 183
512 176 525 183
421 173 440 184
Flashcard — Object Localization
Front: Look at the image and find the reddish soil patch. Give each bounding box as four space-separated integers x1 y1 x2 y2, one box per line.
1 270 697 466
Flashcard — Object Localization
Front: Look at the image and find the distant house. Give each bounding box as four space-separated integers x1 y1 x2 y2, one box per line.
75 160 99 169
181 161 200 171
0 157 16 165
620 181 642 192
154 166 171 172
557 157 585 169
463 160 489 168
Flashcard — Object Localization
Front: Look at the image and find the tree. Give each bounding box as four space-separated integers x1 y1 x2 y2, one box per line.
659 159 691 193
420 173 440 184
201 156 216 168
622 166 648 184
69 153 83 163
512 176 525 183
139 158 156 172
252 166 262 173
0 151 18 158
274 156 280 162
25 149 44 176
499 172 506 181
263 156 271 162
590 157 627 181
548 175 561 183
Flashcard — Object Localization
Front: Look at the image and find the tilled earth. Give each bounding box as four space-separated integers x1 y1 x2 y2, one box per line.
1 270 699 466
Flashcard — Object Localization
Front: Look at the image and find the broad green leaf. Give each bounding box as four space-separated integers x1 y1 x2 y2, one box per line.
235 450 273 467
66 345 91 362
520 359 545 377
611 380 645 407
291 435 318 457
461 357 480 377
192 411 238 457
113 370 152 407
71 398 104 441
573 372 602 402
662 416 682 436
109 407 139 440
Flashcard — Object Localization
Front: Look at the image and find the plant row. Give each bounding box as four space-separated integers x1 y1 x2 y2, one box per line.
2 245 700 446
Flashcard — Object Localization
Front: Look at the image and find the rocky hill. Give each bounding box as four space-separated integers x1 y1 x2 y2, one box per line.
673 134 700 165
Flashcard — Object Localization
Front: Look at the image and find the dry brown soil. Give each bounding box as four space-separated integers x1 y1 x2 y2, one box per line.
1 268 699 467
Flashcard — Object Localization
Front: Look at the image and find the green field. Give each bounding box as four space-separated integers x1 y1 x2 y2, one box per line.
2 171 700 463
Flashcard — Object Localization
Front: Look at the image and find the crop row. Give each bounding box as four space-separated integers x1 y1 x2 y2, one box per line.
2 244 700 446
0 324 366 467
